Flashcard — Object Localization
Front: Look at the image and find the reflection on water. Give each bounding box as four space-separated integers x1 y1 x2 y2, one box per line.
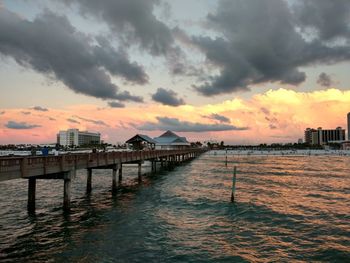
0 154 349 262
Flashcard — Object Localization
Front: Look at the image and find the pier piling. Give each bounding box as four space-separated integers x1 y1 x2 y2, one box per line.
138 162 142 181
64 172 72 211
87 168 92 193
118 165 123 181
112 165 117 192
27 178 36 213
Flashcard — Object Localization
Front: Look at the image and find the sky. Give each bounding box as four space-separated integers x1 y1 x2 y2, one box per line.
0 0 350 145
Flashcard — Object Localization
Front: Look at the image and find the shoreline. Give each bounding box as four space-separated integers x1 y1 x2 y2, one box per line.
209 149 350 156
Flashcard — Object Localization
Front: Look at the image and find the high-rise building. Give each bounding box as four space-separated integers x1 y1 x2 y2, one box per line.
304 127 345 145
347 112 350 140
57 129 100 147
304 128 316 144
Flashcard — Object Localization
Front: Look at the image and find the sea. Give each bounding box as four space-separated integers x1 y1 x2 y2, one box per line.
0 151 349 262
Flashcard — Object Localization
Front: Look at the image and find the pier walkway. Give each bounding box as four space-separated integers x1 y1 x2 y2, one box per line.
0 149 205 212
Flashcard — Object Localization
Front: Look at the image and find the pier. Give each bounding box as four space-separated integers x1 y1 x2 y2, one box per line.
0 149 204 212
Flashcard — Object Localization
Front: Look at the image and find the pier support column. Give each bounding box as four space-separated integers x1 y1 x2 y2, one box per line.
138 162 142 181
27 178 36 213
112 165 118 193
64 172 72 211
119 164 123 181
86 168 92 194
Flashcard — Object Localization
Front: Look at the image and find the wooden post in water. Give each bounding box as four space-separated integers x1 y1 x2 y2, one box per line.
231 166 237 202
27 178 36 213
225 149 228 167
64 172 72 211
86 168 92 193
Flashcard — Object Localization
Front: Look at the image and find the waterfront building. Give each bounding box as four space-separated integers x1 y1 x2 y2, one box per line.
304 128 316 144
304 127 345 145
57 129 100 147
153 130 190 150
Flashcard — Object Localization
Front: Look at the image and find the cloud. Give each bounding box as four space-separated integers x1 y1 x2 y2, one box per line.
49 117 56 121
138 116 248 132
73 115 109 126
67 118 80 124
293 0 350 41
192 0 350 96
32 106 48 112
151 88 185 106
5 121 41 129
317 73 334 87
66 0 175 56
0 111 5 115
0 8 144 103
108 101 125 108
21 111 31 115
204 113 230 123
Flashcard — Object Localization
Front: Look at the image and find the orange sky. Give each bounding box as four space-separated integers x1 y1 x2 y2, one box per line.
1 88 349 145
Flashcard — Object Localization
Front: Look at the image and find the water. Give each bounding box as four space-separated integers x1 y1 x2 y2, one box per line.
0 153 349 262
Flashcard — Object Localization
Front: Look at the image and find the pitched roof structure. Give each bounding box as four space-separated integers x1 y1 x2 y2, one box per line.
154 131 189 145
126 134 156 144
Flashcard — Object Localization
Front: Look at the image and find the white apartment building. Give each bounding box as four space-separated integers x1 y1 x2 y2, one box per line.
57 129 100 147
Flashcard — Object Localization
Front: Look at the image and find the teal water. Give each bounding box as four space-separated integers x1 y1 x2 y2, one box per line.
0 153 349 262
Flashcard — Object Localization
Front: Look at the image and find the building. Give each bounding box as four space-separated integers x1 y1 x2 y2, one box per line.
348 112 350 140
304 127 345 145
154 131 190 150
304 128 316 144
57 129 100 147
126 134 156 150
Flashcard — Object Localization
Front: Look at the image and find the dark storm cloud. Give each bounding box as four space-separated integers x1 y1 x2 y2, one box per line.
317 73 334 87
93 37 148 85
192 0 350 96
73 115 109 127
293 0 350 41
32 106 48 112
138 116 248 132
0 8 145 102
108 101 125 108
66 0 174 56
151 88 185 106
67 118 80 124
5 121 41 129
203 113 230 123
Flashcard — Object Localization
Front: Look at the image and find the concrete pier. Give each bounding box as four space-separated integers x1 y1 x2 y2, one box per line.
0 149 206 212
